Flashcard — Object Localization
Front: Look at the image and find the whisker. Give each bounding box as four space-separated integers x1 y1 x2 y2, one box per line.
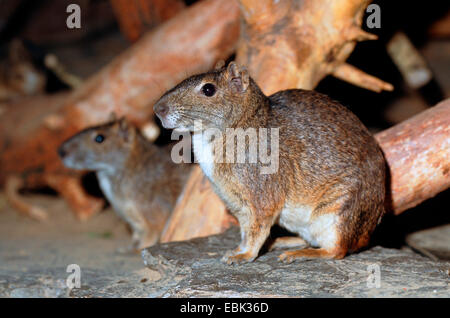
182 109 225 120
178 113 215 125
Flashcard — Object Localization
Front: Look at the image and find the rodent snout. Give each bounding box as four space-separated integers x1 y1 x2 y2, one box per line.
154 101 169 118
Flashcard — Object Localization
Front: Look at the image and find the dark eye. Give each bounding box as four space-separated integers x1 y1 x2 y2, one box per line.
201 83 216 97
95 134 105 143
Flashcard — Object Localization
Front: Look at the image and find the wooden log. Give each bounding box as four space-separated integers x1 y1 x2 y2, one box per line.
236 0 392 94
160 166 237 243
428 10 450 38
375 99 450 214
387 32 433 89
0 93 105 221
110 0 186 42
0 0 241 220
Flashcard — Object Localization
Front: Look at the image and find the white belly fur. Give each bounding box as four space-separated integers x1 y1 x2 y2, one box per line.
192 132 215 179
97 171 134 222
97 172 115 205
278 205 339 249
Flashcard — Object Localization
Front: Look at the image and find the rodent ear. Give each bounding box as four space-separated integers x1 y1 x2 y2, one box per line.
118 117 134 142
118 116 128 127
108 112 117 122
226 62 249 94
214 60 225 70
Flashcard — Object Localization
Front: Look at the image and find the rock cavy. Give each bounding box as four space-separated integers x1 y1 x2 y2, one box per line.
153 62 386 264
59 117 191 250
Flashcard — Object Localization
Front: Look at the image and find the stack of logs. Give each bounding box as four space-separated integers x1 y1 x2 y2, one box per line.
0 0 448 241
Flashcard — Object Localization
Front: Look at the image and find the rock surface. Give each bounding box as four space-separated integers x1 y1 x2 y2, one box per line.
406 224 450 261
142 227 450 297
0 195 153 298
1 195 449 297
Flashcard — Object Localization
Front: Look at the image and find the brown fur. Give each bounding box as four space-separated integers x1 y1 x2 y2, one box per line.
0 39 45 102
58 117 191 250
154 62 386 264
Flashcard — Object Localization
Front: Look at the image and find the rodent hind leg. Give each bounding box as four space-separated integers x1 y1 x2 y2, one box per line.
222 205 279 265
268 236 308 251
278 195 350 263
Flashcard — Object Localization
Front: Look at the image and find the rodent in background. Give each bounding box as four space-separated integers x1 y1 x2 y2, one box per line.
0 39 46 102
58 117 191 251
153 62 386 264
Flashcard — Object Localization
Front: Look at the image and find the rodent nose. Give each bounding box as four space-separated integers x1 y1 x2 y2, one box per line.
57 146 67 159
154 102 169 117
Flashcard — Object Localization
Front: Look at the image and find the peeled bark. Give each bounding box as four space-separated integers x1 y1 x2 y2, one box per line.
110 0 186 42
236 0 392 94
375 99 450 214
0 0 241 220
160 166 237 243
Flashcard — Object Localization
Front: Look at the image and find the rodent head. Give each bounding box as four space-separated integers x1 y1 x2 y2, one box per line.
2 39 45 96
58 116 136 172
154 62 257 131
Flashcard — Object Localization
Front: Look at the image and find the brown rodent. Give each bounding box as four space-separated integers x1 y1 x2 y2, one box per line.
153 62 386 264
58 117 191 251
0 39 45 102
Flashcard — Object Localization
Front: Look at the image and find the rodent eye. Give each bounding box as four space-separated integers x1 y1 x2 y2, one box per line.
201 83 216 97
95 134 105 143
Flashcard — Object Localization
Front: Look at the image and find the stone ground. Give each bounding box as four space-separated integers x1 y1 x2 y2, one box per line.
0 194 153 297
0 193 449 298
141 228 450 297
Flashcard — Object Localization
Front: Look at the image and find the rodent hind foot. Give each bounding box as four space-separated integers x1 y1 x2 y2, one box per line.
278 247 346 263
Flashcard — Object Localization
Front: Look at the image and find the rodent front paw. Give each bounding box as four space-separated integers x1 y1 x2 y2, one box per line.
221 249 256 265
